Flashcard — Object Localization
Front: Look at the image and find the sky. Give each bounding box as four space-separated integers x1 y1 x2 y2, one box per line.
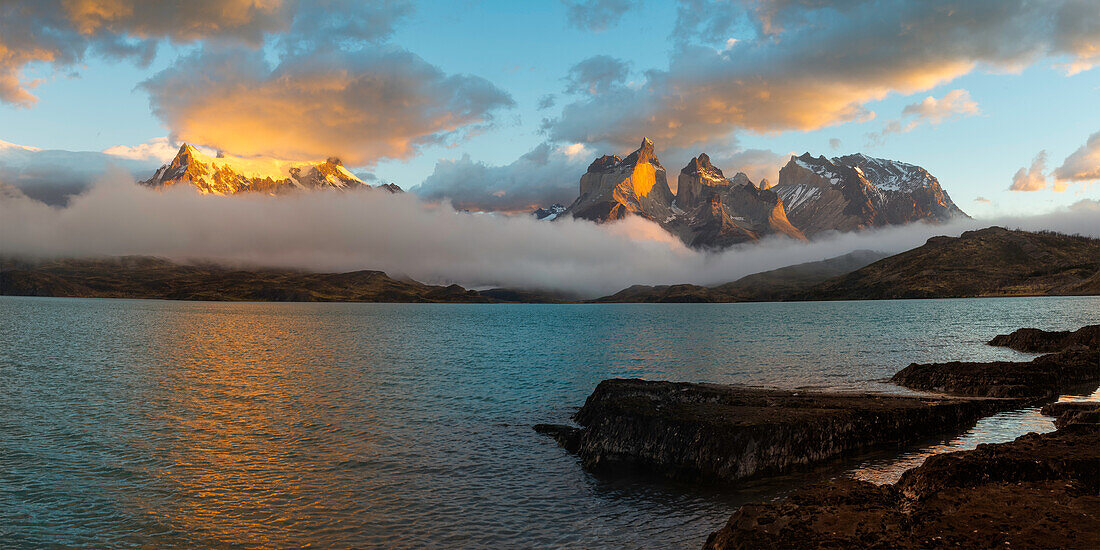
0 0 1098 218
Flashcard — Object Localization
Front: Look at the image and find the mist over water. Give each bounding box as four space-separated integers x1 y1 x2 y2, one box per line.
3 295 1097 548
1 176 1099 296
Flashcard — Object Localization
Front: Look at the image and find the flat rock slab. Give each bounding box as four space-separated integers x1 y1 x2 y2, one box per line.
705 423 1100 550
891 348 1100 397
989 324 1100 353
536 379 1024 484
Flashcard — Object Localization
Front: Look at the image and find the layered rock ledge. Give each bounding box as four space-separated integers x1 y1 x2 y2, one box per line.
535 379 1022 484
891 348 1100 398
704 420 1100 549
989 323 1100 352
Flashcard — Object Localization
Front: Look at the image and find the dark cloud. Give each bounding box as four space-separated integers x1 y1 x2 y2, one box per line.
411 142 588 212
0 0 326 106
537 94 557 110
562 0 640 32
546 0 1100 151
564 55 631 95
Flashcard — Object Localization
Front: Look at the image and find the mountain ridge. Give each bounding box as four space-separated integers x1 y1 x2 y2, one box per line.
140 144 400 195
554 139 968 249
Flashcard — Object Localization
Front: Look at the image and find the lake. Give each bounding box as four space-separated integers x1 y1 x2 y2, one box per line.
2 296 1098 548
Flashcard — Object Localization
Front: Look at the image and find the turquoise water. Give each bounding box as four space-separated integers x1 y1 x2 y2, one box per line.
2 296 1098 548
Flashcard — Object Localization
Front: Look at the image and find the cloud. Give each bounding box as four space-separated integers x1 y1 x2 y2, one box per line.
411 142 587 212
537 94 557 110
562 0 639 32
546 0 1100 150
1012 130 1100 192
0 140 161 205
901 89 981 123
564 55 631 95
868 89 981 144
1010 151 1051 192
0 0 425 148
3 175 1099 297
1052 130 1100 182
974 196 991 204
829 138 842 150
0 0 318 106
141 47 514 165
101 136 179 163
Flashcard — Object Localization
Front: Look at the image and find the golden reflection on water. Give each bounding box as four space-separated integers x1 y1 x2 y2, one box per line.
136 305 370 547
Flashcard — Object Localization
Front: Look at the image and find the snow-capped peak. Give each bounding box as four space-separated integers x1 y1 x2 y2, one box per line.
141 143 370 195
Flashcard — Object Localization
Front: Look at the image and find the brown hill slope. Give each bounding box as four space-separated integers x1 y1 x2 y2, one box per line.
800 227 1100 300
0 257 557 303
592 250 887 303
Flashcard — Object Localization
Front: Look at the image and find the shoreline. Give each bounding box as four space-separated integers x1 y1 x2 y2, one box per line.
537 324 1100 548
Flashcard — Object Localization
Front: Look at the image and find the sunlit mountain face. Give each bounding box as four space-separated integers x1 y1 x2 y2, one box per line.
141 144 392 196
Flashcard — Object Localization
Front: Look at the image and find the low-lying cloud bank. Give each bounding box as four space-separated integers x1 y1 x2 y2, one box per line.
2 176 1098 297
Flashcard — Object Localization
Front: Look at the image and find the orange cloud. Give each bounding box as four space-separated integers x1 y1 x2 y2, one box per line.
142 48 514 165
547 0 1100 150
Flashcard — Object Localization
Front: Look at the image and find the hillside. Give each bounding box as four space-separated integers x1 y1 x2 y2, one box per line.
801 227 1100 300
0 257 555 303
592 250 888 303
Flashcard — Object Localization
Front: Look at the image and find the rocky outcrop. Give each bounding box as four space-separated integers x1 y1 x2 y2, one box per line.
1042 401 1100 428
705 423 1100 550
989 324 1100 352
532 203 566 220
891 348 1100 397
770 153 967 237
562 138 675 223
535 379 1021 484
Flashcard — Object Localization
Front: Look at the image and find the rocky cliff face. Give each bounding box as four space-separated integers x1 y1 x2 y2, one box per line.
562 141 805 249
141 144 397 195
674 153 805 248
771 153 967 236
562 137 675 223
560 141 966 249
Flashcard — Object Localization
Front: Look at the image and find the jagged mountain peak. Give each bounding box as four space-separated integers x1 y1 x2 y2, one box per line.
682 153 723 178
620 137 663 171
773 151 968 236
141 144 385 196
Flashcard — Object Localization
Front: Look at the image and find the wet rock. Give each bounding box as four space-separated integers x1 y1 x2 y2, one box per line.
890 348 1100 397
989 324 1100 352
705 424 1100 549
1041 401 1100 428
532 424 581 452
536 379 1022 484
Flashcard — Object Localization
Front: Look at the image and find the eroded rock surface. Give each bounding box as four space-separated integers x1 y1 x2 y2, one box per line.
536 379 1021 484
989 324 1100 352
704 423 1100 550
891 348 1100 397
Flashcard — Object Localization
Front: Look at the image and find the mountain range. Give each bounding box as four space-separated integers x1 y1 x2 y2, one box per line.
141 144 401 195
554 138 968 249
